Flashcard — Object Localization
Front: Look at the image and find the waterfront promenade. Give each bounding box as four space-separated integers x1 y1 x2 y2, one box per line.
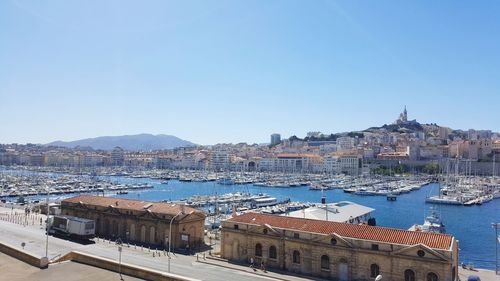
0 206 318 281
1 206 498 281
458 267 499 281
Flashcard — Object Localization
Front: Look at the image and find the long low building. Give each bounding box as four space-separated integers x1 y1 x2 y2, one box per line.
221 212 458 281
283 201 375 224
61 195 205 250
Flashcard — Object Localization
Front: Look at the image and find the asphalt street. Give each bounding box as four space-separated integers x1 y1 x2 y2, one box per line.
0 207 281 281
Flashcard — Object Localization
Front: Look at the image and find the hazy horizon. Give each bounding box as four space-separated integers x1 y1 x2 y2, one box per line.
1 1 499 145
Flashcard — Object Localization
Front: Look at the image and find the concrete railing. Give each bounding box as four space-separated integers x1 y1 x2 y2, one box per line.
0 241 198 280
0 241 48 268
54 251 200 281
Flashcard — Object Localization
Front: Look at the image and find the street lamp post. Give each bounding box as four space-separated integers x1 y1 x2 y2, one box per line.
168 211 183 273
45 186 50 258
493 223 500 275
116 238 124 280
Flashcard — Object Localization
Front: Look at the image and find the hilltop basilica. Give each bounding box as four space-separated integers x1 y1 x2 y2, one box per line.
395 106 418 125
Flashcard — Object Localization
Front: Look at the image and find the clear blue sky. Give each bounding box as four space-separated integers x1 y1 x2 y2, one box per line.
1 0 499 145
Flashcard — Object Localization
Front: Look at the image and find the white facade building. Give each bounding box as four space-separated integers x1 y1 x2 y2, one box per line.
336 137 355 151
211 150 230 171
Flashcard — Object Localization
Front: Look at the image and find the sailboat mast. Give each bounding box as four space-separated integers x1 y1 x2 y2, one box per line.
455 146 460 193
493 154 496 180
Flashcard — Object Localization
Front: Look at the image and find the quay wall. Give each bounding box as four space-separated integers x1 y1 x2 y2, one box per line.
55 251 199 281
0 241 48 268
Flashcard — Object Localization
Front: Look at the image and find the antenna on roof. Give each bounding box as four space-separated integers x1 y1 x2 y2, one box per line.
321 195 328 221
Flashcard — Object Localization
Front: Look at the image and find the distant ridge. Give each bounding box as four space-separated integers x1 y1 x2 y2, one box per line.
46 134 196 151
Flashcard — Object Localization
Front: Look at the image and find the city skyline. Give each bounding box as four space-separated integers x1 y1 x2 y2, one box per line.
1 1 500 145
0 105 497 146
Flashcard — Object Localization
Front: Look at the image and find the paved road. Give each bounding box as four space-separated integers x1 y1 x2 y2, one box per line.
0 209 286 281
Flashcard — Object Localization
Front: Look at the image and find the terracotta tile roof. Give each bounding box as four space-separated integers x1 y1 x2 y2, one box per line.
228 213 453 250
63 195 203 217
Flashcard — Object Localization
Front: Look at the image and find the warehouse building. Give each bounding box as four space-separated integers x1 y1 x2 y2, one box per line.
61 195 205 250
222 212 458 281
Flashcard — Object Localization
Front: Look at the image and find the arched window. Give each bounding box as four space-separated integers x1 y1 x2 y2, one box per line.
269 246 277 259
149 226 156 243
112 220 118 236
129 224 136 241
404 269 416 281
292 250 300 264
140 225 146 243
427 272 438 281
104 219 110 236
320 255 330 270
255 243 262 257
370 264 380 278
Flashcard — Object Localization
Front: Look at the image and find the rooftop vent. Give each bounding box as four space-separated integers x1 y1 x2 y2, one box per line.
143 203 153 209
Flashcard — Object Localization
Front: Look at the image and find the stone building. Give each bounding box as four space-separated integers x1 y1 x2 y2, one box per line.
221 213 458 281
61 195 205 250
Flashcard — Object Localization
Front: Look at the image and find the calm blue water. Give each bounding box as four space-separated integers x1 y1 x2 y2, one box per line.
1 168 498 269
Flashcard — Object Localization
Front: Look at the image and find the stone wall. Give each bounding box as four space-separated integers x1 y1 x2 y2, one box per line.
0 241 48 268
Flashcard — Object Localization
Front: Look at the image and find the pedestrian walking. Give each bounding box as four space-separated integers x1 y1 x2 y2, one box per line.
260 260 266 272
249 257 255 270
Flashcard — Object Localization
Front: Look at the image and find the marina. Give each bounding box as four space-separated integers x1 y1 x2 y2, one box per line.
0 166 499 270
425 158 500 206
0 170 154 199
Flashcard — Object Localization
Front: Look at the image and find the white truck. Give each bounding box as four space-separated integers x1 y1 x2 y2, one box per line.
48 215 95 240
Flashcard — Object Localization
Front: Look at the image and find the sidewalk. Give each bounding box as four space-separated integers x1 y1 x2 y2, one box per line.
458 267 499 281
197 255 326 281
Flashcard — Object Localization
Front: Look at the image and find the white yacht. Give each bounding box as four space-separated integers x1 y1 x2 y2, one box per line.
409 207 445 234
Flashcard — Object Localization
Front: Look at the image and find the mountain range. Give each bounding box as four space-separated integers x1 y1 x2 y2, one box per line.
46 134 196 151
